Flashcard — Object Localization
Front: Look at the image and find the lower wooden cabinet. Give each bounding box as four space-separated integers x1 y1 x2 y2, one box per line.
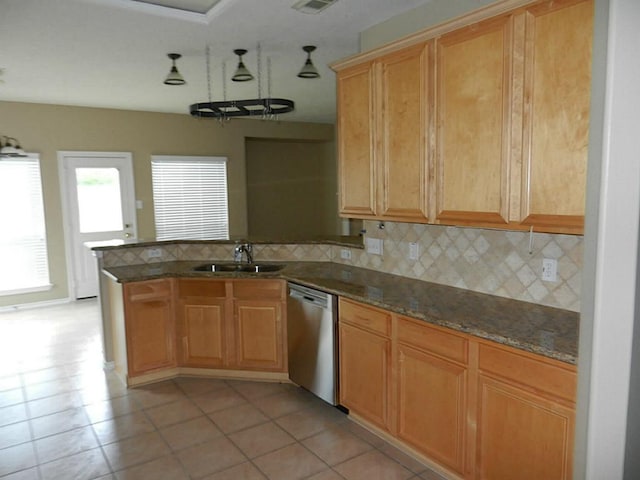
337 298 576 480
176 279 229 368
123 279 176 377
396 316 468 475
339 298 392 430
475 343 576 480
124 278 287 378
339 322 391 430
233 279 287 372
235 299 284 370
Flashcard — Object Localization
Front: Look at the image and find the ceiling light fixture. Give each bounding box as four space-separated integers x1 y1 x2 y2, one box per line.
0 136 27 158
190 45 295 120
231 49 254 82
164 53 186 85
297 45 320 79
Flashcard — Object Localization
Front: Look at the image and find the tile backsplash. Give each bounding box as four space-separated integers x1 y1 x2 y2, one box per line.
100 221 582 312
333 221 582 312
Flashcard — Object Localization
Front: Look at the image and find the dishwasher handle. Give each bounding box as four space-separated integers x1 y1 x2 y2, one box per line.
289 284 330 309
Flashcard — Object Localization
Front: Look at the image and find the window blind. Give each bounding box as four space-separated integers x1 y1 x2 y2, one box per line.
151 156 229 241
0 155 51 295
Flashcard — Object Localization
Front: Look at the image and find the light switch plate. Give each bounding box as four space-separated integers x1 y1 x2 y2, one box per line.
409 242 419 260
366 238 383 255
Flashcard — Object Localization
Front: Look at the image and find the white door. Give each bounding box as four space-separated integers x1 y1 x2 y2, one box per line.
59 152 137 299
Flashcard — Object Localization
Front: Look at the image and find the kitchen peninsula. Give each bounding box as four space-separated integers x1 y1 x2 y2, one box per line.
95 237 578 480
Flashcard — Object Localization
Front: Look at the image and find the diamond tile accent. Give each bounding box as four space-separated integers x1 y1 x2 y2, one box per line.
336 221 582 312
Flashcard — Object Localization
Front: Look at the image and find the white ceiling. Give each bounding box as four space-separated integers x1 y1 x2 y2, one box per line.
0 0 431 124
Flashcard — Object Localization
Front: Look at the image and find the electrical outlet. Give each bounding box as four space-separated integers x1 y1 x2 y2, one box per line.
542 258 558 282
147 248 162 258
409 242 419 260
366 238 383 255
340 249 352 260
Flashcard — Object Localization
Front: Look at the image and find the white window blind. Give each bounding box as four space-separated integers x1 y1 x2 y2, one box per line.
0 155 51 295
151 156 229 240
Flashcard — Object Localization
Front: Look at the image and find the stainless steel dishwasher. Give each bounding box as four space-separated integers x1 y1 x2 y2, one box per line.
287 282 338 405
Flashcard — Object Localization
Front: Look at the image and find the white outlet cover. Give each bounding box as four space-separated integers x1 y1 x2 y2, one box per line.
341 249 352 260
542 258 558 282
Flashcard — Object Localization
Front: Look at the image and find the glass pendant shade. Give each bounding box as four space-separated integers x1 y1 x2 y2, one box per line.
297 45 320 79
232 49 254 82
164 53 186 85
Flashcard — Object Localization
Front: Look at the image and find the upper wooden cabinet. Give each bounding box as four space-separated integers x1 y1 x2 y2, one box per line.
332 0 593 234
376 43 431 222
519 0 593 233
337 62 376 217
435 15 514 227
336 43 431 223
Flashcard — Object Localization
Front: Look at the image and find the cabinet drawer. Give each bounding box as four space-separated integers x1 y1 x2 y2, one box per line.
177 279 227 298
339 298 391 336
125 279 172 302
397 316 468 364
478 343 576 403
233 280 285 299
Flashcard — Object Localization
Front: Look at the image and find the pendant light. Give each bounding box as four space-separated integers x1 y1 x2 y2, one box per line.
297 45 320 79
190 44 294 119
0 136 27 158
164 53 186 85
231 49 254 82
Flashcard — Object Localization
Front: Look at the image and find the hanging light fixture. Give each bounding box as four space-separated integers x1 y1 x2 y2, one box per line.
231 49 254 82
297 45 320 79
190 45 294 120
164 53 186 86
0 136 27 158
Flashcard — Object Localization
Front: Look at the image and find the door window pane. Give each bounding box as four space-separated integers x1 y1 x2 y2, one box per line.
75 168 124 233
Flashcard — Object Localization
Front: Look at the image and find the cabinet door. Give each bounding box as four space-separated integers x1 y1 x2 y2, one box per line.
339 322 391 430
234 299 285 371
179 299 227 367
124 279 176 377
176 279 229 368
377 43 430 222
435 15 513 227
520 0 593 233
337 62 376 217
476 375 575 480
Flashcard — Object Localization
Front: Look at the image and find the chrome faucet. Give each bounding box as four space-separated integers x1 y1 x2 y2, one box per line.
233 243 253 264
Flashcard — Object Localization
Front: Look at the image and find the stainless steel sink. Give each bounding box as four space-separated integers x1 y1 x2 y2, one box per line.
192 263 284 273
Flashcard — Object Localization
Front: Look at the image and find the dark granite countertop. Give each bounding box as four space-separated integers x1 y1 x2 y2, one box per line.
91 235 363 251
102 261 579 365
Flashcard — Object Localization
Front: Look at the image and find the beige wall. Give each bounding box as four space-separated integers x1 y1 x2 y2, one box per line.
0 101 334 306
246 138 338 238
360 0 501 51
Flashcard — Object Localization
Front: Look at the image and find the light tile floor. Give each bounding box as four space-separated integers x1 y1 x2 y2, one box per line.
0 299 447 480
